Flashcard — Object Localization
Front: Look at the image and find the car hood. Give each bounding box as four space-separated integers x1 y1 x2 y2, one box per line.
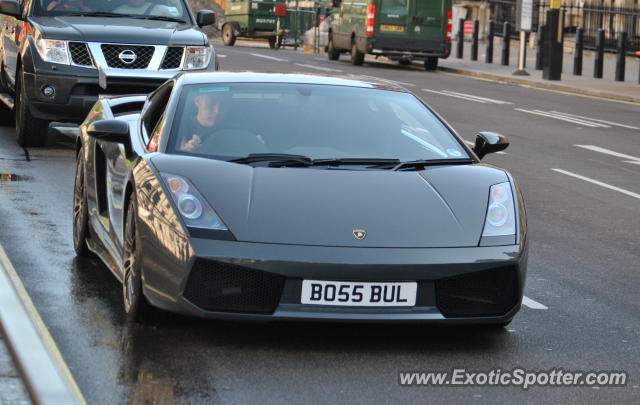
151 155 509 248
30 16 206 45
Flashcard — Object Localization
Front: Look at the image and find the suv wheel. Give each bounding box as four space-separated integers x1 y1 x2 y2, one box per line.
424 57 439 71
15 67 48 147
222 24 236 46
327 38 340 61
350 41 364 66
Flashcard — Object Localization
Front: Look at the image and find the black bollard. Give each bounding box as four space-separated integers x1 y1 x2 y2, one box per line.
615 31 626 81
457 18 464 59
501 21 511 66
536 24 545 70
594 28 604 78
471 20 479 61
486 20 494 63
573 27 583 75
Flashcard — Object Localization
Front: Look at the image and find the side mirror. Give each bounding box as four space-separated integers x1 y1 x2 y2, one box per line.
87 120 130 143
0 0 22 18
473 131 509 160
196 10 215 27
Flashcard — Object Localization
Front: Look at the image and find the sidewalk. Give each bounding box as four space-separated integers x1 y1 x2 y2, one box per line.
438 41 640 104
0 336 30 405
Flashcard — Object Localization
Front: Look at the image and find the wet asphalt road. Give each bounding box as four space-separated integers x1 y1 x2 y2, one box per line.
0 40 639 404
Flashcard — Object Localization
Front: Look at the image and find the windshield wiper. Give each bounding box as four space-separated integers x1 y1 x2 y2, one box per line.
230 153 313 166
382 158 474 171
311 158 401 167
66 11 130 18
131 15 186 23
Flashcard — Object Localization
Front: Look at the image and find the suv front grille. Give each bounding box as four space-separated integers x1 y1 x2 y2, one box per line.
160 47 184 69
101 44 154 69
183 259 285 314
69 42 93 66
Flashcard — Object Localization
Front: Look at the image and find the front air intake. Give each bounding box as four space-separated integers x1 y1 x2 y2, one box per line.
183 259 285 314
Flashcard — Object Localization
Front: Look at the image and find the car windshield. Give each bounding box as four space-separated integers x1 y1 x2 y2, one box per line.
33 0 189 20
168 83 470 163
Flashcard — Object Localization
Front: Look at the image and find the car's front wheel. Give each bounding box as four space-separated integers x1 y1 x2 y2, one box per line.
327 37 340 60
122 195 155 323
222 24 236 46
72 151 92 256
424 56 439 71
15 67 49 147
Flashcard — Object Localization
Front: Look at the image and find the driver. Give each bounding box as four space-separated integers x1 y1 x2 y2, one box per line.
179 91 227 152
47 0 91 11
113 0 179 17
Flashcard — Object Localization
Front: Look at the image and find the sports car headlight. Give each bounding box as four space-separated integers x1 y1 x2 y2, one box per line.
482 182 516 237
160 173 228 230
182 46 211 70
35 38 70 65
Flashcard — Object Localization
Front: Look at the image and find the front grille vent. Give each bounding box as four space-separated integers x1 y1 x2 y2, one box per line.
101 44 154 69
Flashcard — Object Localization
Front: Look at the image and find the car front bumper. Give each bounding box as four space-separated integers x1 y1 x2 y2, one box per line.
140 232 528 324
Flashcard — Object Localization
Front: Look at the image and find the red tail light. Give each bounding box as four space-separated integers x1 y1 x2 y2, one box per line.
445 9 452 41
366 4 376 36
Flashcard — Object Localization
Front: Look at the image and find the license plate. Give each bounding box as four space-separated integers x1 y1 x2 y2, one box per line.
301 280 417 307
380 24 405 32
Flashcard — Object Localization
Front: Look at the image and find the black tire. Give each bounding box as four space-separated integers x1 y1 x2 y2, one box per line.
350 41 364 66
424 56 439 71
398 59 412 66
122 195 155 324
327 38 340 60
268 36 282 49
15 67 48 147
72 151 92 257
222 24 236 47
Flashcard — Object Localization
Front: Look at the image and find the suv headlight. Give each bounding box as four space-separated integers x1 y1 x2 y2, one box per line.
182 46 211 70
35 38 70 65
160 173 228 230
481 182 516 237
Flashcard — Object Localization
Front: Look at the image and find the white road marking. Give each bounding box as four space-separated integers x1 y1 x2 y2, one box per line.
464 140 507 154
440 90 513 104
515 108 606 127
217 54 227 58
423 89 488 103
346 74 416 87
250 52 288 62
522 296 548 310
551 111 640 130
294 63 343 72
423 89 512 104
552 168 640 200
574 144 640 162
624 161 640 165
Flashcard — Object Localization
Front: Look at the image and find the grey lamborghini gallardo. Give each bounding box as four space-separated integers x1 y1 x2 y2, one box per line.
72 72 527 325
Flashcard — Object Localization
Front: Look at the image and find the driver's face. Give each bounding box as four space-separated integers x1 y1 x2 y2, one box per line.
195 94 221 127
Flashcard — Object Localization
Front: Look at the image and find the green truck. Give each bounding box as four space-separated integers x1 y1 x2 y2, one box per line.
219 0 287 48
327 0 452 70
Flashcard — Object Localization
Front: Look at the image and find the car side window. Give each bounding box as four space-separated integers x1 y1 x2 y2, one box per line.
147 112 167 152
141 82 174 141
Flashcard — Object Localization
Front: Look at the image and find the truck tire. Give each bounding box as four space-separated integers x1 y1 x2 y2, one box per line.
350 42 364 66
222 24 236 46
398 59 412 66
424 57 438 71
268 36 282 49
15 67 48 147
327 38 340 60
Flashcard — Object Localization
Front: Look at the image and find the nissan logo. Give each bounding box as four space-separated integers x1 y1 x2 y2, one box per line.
118 49 137 65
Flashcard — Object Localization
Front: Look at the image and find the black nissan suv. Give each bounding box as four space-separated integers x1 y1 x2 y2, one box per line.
0 0 216 146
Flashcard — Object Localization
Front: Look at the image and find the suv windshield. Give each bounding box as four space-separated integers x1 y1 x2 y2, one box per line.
34 0 190 20
169 83 470 163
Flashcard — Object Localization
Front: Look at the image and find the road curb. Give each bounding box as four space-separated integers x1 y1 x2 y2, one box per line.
438 66 640 105
0 245 85 405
